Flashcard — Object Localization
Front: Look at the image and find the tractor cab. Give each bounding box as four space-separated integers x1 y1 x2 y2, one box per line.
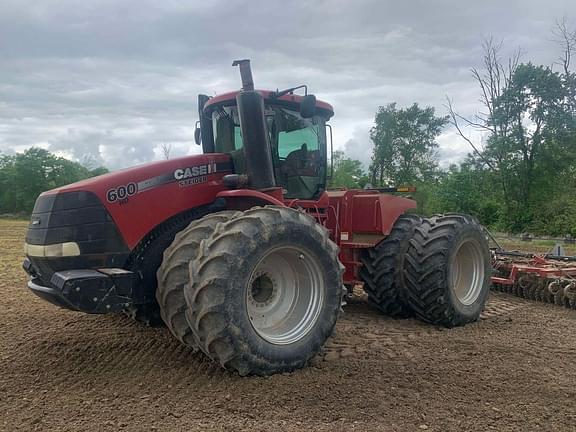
194 62 334 200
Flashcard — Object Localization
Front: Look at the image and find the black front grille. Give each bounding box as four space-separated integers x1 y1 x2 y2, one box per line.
26 191 128 254
25 191 130 286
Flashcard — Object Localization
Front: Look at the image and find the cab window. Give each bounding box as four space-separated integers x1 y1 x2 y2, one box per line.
211 105 326 200
271 108 324 199
212 106 243 152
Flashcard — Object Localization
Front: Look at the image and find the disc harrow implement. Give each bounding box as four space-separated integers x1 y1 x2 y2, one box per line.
491 251 576 309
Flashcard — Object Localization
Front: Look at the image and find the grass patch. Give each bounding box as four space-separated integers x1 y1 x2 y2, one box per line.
494 237 576 256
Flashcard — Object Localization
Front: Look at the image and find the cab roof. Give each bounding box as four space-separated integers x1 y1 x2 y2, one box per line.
204 90 334 119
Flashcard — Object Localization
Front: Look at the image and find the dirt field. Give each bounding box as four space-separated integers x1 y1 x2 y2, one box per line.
2 219 576 431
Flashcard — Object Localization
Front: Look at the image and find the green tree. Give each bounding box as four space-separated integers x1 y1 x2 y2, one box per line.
329 150 368 189
426 161 502 227
449 36 576 233
0 154 17 212
0 148 108 214
369 103 448 186
491 63 573 224
89 167 110 177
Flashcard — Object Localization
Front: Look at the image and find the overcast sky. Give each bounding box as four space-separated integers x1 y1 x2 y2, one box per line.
1 0 575 171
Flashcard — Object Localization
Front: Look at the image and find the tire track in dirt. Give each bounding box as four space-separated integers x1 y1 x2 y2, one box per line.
9 318 223 396
4 324 235 431
6 292 527 396
319 292 526 363
480 292 526 319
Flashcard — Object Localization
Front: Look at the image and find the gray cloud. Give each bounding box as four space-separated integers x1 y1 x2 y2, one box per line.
1 0 574 170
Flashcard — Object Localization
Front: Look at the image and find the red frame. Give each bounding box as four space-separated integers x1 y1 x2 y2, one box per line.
216 188 416 284
492 255 576 286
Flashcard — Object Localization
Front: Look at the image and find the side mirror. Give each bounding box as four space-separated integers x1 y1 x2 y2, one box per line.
194 121 201 145
300 94 317 118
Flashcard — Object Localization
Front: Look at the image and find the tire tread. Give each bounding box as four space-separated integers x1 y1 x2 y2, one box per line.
156 211 240 347
359 214 422 317
185 206 344 376
403 214 489 327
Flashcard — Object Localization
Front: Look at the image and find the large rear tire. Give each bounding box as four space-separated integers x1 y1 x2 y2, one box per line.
404 214 491 327
359 214 421 317
184 206 344 376
156 211 240 347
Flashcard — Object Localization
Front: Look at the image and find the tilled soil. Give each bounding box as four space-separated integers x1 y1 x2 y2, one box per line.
2 220 576 431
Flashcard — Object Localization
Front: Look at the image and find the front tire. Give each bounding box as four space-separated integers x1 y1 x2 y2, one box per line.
185 206 344 376
156 211 240 347
404 214 491 327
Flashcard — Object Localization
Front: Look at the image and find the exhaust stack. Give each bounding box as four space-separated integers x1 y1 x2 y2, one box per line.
232 59 276 190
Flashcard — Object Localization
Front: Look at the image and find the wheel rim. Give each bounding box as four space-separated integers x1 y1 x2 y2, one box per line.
450 239 486 305
246 246 325 345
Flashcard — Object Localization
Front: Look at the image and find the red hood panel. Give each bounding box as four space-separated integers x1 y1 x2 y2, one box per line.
43 153 232 249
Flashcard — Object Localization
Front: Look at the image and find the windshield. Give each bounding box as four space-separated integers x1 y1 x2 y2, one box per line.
212 105 326 199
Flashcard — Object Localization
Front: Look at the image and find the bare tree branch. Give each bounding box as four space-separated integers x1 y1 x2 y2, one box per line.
553 17 576 75
553 17 576 109
452 111 493 132
445 97 496 170
160 142 172 160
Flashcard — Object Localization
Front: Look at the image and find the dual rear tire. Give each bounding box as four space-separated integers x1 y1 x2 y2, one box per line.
360 213 491 327
359 214 422 318
156 211 240 347
156 206 344 376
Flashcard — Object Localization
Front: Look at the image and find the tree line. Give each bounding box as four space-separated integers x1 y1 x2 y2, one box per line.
0 148 108 214
330 22 576 236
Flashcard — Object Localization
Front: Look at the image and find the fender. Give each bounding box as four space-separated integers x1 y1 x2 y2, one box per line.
327 189 417 243
217 188 286 210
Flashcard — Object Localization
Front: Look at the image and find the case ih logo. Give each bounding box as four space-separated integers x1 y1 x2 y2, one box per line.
173 162 217 180
106 162 224 203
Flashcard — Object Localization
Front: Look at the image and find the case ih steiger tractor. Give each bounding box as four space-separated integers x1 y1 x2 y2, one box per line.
22 60 492 376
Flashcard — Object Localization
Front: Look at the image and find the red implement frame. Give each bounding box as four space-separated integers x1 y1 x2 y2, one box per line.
492 254 576 285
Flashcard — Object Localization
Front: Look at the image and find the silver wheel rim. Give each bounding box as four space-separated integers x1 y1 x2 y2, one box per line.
450 238 486 305
246 246 325 345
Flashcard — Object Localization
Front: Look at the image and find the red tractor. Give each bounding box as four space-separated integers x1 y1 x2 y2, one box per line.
23 60 491 376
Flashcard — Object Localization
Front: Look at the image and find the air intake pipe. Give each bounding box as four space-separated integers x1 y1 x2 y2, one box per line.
232 59 276 190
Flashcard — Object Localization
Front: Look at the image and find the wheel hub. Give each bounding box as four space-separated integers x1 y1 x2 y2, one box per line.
451 239 486 305
246 246 325 345
248 272 278 307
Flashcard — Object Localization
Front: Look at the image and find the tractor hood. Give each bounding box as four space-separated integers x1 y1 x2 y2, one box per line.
31 153 233 249
45 154 229 196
